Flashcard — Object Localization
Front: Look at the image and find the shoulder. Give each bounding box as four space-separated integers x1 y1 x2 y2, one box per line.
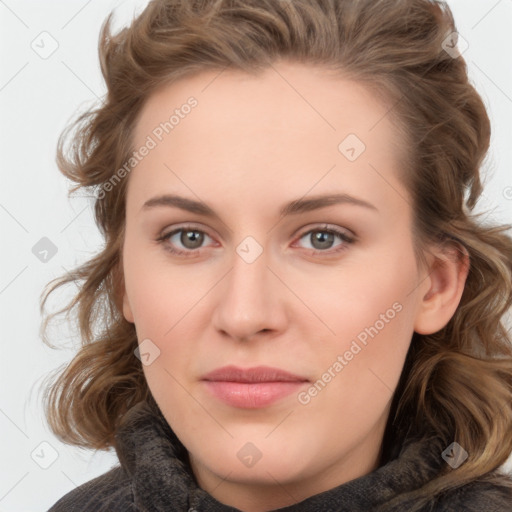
433 475 512 512
47 465 134 512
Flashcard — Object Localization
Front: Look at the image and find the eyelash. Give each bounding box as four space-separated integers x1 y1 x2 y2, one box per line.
156 223 356 258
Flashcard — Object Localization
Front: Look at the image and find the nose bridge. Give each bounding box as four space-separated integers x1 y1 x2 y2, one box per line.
212 237 283 339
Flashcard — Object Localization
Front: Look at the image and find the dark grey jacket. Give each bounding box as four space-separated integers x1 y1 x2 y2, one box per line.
47 401 512 511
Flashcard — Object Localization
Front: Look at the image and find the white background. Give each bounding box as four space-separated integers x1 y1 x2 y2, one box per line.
1 1 511 510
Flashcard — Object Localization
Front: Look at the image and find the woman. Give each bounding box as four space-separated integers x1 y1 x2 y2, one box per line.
42 0 512 510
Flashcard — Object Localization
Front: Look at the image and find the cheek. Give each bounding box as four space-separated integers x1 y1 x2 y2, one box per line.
298 301 414 455
319 255 417 348
122 236 206 334
309 246 418 407
121 241 208 396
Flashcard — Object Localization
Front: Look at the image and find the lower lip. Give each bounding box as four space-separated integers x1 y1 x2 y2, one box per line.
202 381 307 408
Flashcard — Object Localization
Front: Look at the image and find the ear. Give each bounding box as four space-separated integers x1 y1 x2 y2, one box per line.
414 242 469 335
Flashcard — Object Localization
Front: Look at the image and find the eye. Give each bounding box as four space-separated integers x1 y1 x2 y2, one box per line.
294 225 355 254
156 223 355 258
157 224 214 257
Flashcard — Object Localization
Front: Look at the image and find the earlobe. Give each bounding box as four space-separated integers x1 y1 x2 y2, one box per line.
414 243 469 335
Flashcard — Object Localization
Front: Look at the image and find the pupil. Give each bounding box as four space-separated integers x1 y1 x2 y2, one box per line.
313 232 333 249
183 230 202 248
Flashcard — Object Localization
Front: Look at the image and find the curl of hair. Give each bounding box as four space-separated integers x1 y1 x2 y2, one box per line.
40 0 512 508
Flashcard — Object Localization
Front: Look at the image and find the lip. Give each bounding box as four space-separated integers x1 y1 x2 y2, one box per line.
201 365 309 409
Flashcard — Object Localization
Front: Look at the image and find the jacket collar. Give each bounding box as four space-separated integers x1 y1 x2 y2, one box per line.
114 400 446 511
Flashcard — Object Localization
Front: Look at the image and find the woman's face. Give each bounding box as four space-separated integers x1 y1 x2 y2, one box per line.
121 61 429 508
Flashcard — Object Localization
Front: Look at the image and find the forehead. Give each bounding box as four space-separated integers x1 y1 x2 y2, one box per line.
127 61 410 219
133 61 403 161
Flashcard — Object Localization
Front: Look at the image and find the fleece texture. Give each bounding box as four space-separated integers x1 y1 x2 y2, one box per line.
47 400 512 511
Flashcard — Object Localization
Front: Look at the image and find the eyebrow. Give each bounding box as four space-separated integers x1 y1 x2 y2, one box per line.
140 193 378 219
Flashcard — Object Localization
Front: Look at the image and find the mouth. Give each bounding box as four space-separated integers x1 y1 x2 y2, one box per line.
201 365 310 409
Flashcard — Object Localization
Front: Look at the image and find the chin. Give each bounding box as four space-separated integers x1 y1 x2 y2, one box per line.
191 436 316 483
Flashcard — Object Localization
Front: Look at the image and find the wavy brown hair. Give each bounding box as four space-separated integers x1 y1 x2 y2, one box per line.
40 0 512 509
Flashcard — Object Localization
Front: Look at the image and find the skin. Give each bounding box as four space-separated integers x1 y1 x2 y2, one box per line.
121 60 468 512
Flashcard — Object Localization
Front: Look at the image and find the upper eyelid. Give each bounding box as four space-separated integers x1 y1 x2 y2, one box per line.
161 223 214 240
160 222 353 236
297 224 354 237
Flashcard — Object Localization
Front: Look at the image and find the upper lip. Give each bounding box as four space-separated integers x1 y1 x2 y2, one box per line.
201 365 309 383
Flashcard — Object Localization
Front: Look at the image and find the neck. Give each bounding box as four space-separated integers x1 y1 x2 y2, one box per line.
188 422 386 512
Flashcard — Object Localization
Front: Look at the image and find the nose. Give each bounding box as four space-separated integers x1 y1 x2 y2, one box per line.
211 243 287 342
